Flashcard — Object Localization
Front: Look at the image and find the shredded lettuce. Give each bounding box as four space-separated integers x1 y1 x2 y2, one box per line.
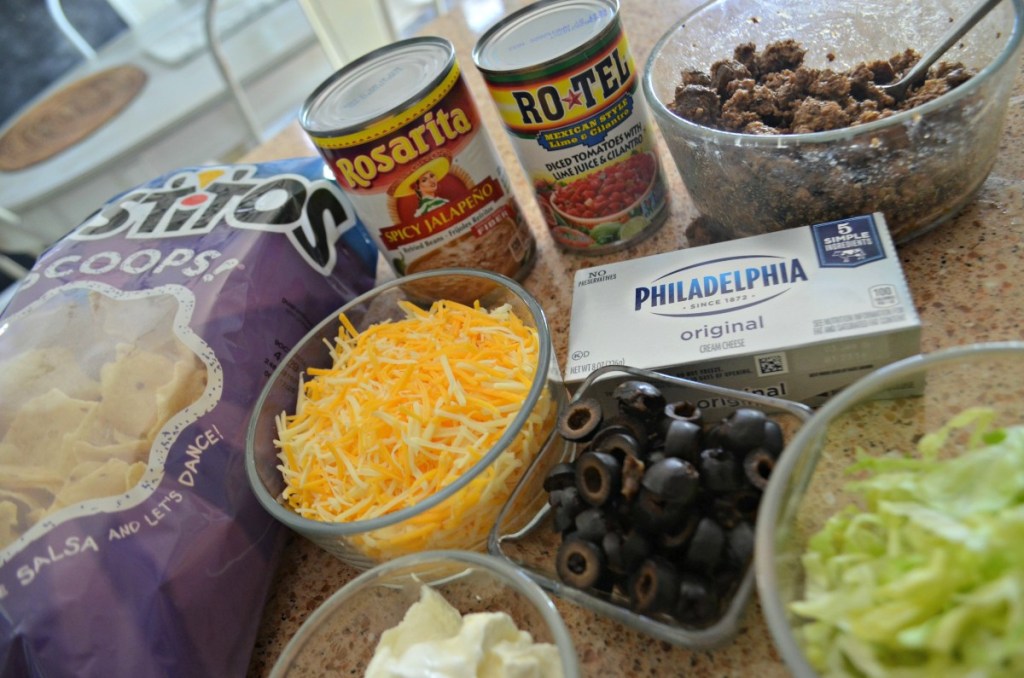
790 408 1024 676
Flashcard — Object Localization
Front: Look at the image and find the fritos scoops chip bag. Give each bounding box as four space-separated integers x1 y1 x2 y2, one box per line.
0 158 380 676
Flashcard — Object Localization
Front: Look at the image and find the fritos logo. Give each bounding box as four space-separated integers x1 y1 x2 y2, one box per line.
70 165 357 274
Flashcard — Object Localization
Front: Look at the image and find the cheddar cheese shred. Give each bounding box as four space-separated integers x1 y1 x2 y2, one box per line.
274 299 554 558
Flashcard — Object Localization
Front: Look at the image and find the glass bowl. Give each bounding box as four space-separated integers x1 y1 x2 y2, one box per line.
245 268 567 570
269 550 581 677
489 365 812 649
642 0 1024 244
756 342 1024 676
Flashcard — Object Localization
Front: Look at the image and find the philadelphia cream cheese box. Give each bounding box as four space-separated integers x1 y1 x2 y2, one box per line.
566 213 921 408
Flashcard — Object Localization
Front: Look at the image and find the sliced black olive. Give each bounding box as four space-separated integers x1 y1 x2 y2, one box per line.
607 493 634 523
698 447 740 493
548 485 579 508
640 457 699 505
557 397 603 442
662 419 702 464
743 448 775 490
595 431 642 461
709 489 762 529
762 419 784 457
657 512 699 554
612 380 666 421
683 517 725 574
591 415 649 457
620 454 646 502
707 493 743 530
717 407 767 452
543 462 577 493
664 399 703 426
602 530 627 575
645 450 666 467
553 501 580 533
675 573 720 626
629 557 680 615
732 489 762 522
621 530 653 574
631 488 685 534
575 451 622 507
724 521 755 571
574 506 615 542
704 423 723 449
557 534 608 590
550 487 584 533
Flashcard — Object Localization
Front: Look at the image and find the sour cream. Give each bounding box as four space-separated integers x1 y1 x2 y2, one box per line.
365 585 564 678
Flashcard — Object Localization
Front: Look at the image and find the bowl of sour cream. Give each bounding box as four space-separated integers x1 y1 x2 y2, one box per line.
269 550 580 677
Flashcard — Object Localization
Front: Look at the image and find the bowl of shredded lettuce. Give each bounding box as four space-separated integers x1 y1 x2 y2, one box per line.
755 342 1024 677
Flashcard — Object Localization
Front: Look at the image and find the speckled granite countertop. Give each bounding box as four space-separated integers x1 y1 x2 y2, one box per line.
244 1 1024 675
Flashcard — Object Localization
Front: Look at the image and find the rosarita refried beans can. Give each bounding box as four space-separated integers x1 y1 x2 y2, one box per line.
473 0 669 254
300 37 535 292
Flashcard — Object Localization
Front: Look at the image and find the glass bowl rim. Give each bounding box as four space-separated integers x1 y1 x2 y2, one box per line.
244 267 554 537
641 0 1024 147
754 340 1024 676
268 549 581 678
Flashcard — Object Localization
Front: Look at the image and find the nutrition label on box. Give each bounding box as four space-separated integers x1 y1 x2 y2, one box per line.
813 307 908 335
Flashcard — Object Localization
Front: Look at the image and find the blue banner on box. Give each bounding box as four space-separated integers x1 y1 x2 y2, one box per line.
812 214 886 268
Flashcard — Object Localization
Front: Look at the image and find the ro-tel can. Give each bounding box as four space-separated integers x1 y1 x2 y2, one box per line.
473 0 669 254
300 37 535 297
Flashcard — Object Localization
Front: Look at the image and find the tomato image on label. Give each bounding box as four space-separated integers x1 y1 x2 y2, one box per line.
551 152 656 220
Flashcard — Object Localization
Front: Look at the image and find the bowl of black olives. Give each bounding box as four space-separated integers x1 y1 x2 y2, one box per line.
488 364 812 648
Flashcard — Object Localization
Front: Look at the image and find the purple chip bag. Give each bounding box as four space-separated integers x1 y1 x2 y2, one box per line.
0 158 380 676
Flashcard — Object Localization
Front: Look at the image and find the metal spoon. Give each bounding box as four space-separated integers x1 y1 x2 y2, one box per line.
880 0 1003 101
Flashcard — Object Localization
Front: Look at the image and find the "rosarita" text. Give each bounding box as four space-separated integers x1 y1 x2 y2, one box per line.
334 108 472 189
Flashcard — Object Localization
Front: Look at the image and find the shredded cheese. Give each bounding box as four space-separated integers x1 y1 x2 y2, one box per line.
274 299 555 560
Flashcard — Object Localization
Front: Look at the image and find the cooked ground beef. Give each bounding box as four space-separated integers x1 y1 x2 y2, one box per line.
668 39 975 134
661 39 993 246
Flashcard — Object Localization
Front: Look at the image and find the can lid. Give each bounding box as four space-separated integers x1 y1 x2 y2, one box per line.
301 37 454 135
473 0 618 73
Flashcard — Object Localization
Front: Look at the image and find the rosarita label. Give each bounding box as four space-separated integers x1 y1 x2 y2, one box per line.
332 107 474 189
301 38 535 289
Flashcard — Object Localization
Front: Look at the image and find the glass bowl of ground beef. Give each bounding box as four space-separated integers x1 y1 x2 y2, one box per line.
642 0 1023 245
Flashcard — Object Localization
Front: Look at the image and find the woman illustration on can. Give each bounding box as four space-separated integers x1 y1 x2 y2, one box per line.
391 153 473 224
412 168 449 216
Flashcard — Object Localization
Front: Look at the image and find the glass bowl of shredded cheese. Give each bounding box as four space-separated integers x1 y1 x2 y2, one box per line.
756 342 1024 677
269 549 580 677
246 268 568 569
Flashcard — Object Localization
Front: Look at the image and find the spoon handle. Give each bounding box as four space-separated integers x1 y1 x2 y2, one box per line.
897 0 1004 90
